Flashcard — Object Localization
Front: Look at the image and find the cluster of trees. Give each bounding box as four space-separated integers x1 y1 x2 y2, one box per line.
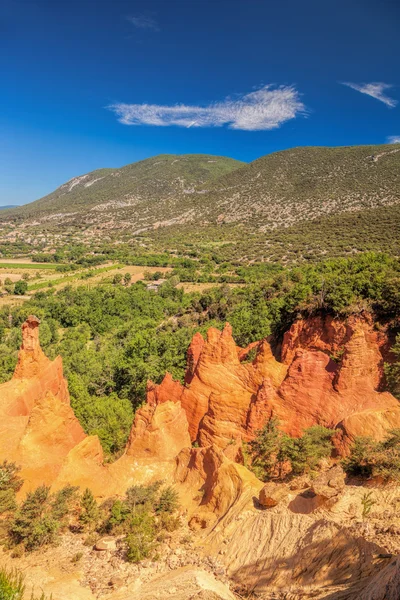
0 460 180 565
343 430 400 481
0 274 29 296
248 423 400 484
247 420 335 481
103 481 180 563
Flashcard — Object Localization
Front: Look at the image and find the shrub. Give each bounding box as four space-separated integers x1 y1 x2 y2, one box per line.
283 426 335 475
343 430 400 482
14 280 28 295
52 485 79 522
125 481 162 511
361 492 376 519
342 437 376 478
0 461 23 515
0 567 50 600
79 488 99 531
102 482 180 563
156 486 179 514
248 421 335 481
125 509 156 563
248 418 281 480
9 484 77 551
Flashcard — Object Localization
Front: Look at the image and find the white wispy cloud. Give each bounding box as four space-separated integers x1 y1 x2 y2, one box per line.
108 85 306 131
341 82 397 108
387 135 400 144
126 15 159 31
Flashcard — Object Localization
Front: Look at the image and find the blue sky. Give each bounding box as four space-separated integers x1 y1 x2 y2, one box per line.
1 0 399 205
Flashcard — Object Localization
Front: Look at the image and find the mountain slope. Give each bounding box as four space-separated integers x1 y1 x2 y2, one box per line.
196 144 400 229
2 145 399 235
3 154 244 232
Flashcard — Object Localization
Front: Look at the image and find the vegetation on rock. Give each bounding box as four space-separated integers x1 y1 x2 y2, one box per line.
343 430 400 481
248 419 335 481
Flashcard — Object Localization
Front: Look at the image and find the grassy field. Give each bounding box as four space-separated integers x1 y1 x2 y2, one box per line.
0 262 66 269
27 263 126 291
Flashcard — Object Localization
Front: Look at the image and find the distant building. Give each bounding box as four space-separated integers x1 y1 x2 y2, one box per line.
146 279 166 292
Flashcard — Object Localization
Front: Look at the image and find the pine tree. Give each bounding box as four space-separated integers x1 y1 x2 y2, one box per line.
79 488 99 531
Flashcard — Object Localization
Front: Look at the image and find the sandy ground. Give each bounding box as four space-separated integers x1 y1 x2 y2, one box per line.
177 282 244 293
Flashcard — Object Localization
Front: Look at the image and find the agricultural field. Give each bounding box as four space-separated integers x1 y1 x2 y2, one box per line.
0 259 172 305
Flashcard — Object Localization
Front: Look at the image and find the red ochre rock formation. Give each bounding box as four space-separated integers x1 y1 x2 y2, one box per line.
126 398 191 460
0 315 105 492
146 315 400 454
1 312 400 496
0 315 192 493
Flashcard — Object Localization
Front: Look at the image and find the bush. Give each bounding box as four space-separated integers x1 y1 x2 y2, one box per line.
343 430 400 481
79 488 99 531
248 418 281 480
125 481 162 511
156 486 179 514
102 482 180 563
125 509 156 563
0 461 23 515
0 567 50 600
248 420 335 481
14 280 28 295
8 484 77 551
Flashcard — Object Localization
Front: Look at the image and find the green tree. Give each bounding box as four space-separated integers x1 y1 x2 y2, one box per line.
248 418 281 480
9 485 59 551
0 461 23 515
79 488 99 531
123 272 132 285
156 486 179 514
14 280 28 295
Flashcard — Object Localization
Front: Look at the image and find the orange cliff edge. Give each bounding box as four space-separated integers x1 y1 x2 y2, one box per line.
0 313 400 495
146 314 400 458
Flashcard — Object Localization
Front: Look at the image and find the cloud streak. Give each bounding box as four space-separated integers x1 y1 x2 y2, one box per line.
387 135 400 144
108 85 306 131
126 15 159 31
341 82 397 107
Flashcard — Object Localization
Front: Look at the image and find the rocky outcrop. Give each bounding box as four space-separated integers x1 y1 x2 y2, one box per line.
145 315 400 455
217 512 387 596
259 482 289 508
308 465 346 507
127 567 237 600
175 444 262 528
146 323 288 453
126 399 191 460
0 316 104 492
1 315 70 418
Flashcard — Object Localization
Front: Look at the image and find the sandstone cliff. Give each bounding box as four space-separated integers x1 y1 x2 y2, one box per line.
147 314 400 454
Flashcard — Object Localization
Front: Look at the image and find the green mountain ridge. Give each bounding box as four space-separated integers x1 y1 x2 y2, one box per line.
3 154 244 231
1 145 399 246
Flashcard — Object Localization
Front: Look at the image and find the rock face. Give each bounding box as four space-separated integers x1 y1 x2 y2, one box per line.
126 397 191 460
146 314 400 456
259 482 289 508
0 316 104 492
175 444 262 528
125 567 237 600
